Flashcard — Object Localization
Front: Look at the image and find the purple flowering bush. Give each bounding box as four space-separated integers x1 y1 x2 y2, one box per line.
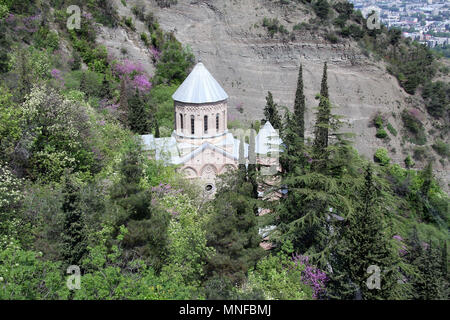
113 59 152 92
292 253 328 298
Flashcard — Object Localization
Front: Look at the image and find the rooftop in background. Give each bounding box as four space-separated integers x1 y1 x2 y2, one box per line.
172 62 229 104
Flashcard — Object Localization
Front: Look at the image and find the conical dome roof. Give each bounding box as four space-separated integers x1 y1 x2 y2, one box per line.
172 62 228 104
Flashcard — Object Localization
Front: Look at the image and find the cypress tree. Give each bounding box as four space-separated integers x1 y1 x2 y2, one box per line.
154 117 160 138
17 49 32 101
71 51 81 71
417 162 434 223
280 111 304 174
247 128 258 201
293 64 306 140
238 135 246 176
79 71 88 97
420 161 433 196
264 91 282 130
60 174 87 266
128 89 148 134
118 77 129 126
312 62 331 172
100 74 112 100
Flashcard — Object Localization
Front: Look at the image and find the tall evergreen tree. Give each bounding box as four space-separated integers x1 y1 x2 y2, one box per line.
79 71 88 98
154 117 160 138
100 74 112 100
60 174 87 266
293 64 306 140
71 51 81 71
128 89 148 134
312 62 331 172
205 171 264 293
118 77 129 126
328 164 399 299
16 49 32 101
247 127 258 201
109 141 169 270
263 91 282 130
413 239 444 299
405 229 447 299
280 111 304 174
238 135 246 176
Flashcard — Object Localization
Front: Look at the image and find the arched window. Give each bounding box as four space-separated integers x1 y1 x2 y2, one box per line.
191 115 195 135
216 113 219 131
180 114 183 130
204 115 208 133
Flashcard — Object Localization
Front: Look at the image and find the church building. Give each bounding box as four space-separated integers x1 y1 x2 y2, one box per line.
141 62 282 193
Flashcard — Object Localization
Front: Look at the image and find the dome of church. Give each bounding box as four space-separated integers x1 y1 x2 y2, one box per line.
172 62 228 104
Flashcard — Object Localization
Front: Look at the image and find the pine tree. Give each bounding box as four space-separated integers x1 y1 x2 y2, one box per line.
293 64 306 140
328 164 399 299
312 62 331 172
263 91 282 130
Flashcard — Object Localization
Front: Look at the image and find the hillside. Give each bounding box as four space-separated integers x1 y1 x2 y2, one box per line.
0 0 448 301
92 0 449 190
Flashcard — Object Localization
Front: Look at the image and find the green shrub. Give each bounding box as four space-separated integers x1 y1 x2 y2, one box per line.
132 5 146 21
154 40 195 85
401 109 427 145
123 17 136 31
313 0 330 20
432 140 449 158
34 27 60 52
333 15 347 28
326 33 339 44
412 146 428 161
262 17 289 37
404 155 415 168
141 33 150 46
374 114 383 128
374 148 390 165
386 123 397 136
156 0 177 8
376 128 388 139
422 81 449 119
